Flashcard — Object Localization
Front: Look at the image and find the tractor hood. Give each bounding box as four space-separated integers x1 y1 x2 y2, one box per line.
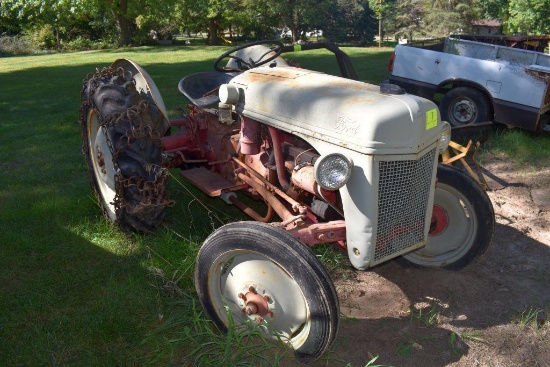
228 67 443 155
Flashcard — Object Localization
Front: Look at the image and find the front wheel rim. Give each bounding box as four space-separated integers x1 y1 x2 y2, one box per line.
406 183 478 266
208 250 310 349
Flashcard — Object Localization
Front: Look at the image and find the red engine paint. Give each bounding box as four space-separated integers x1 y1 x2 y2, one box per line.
161 128 194 152
240 117 261 155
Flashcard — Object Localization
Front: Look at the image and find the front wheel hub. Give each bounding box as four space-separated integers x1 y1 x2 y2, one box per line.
241 286 271 317
430 205 449 235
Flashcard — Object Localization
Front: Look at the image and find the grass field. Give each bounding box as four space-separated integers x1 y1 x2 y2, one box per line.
0 45 394 366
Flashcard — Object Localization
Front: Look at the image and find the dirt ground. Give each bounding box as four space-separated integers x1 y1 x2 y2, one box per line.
319 155 550 367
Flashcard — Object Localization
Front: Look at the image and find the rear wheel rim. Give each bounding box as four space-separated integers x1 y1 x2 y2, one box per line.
87 110 117 220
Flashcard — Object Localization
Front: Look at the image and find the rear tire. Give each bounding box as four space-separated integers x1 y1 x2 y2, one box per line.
195 222 339 363
398 164 494 270
79 68 171 232
440 87 491 127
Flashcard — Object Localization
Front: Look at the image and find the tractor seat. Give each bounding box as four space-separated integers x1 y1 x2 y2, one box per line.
178 72 235 110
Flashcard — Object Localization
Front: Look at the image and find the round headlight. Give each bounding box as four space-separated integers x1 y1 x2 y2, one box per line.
313 153 353 190
438 121 451 153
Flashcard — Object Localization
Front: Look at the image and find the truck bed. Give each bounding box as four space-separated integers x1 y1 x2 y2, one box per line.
391 37 550 132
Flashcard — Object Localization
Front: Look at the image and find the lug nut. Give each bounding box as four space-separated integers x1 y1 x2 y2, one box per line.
248 286 257 294
256 316 263 324
263 295 271 302
267 311 273 318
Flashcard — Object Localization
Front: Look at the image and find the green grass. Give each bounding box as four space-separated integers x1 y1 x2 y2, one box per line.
481 128 550 170
0 44 393 366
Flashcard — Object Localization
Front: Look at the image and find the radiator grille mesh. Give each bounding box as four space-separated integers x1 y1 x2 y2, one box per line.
375 149 436 261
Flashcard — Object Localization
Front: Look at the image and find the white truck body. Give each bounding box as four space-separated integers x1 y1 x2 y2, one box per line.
389 37 550 132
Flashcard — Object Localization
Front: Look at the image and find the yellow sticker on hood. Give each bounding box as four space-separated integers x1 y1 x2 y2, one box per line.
426 108 438 130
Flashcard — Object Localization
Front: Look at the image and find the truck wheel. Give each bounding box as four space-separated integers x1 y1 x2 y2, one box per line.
399 164 494 270
440 87 491 127
79 67 171 232
195 222 339 363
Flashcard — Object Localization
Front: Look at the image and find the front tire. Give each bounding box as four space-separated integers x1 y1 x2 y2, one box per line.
195 222 339 363
399 164 494 270
440 87 491 127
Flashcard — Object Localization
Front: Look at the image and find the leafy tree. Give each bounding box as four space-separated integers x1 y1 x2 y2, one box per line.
475 0 508 20
506 0 550 35
389 0 426 41
324 0 376 45
1 1 25 34
271 0 332 43
369 0 396 46
422 0 480 36
226 0 280 41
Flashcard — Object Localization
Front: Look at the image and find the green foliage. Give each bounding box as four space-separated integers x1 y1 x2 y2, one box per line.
29 23 57 48
515 307 544 329
409 303 440 326
325 0 376 45
389 0 426 41
477 0 508 20
506 0 550 35
3 0 550 50
62 36 114 51
422 0 480 36
150 298 290 366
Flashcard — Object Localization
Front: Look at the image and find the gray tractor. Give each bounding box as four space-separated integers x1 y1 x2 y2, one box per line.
79 40 494 362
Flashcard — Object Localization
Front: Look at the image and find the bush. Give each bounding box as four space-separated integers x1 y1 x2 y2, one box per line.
62 37 114 51
0 35 36 56
31 24 58 49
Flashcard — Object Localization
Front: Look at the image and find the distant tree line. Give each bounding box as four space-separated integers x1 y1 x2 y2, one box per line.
0 0 548 51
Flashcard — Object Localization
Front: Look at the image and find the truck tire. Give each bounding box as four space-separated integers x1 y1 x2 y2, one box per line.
440 87 491 127
79 67 171 232
195 222 339 363
398 164 494 270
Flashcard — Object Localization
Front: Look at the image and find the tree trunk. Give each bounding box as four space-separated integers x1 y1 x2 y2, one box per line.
378 17 382 47
290 25 298 43
207 18 220 45
111 0 131 46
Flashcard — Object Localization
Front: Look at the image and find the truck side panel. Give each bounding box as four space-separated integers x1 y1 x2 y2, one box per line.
392 45 547 110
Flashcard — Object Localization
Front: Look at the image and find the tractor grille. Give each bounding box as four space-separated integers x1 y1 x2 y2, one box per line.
374 148 436 262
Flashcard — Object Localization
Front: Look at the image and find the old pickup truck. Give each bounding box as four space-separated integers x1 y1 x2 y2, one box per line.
388 37 550 132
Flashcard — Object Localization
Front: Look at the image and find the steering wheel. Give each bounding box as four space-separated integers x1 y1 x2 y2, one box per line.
214 40 284 72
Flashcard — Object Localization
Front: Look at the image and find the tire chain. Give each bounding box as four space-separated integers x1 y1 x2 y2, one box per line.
79 67 174 228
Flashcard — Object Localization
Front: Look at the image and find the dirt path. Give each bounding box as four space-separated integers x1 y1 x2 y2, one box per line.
319 158 550 367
